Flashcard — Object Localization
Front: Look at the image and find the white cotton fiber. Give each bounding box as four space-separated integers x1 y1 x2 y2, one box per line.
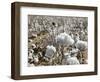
45 45 56 58
75 40 87 51
56 32 74 46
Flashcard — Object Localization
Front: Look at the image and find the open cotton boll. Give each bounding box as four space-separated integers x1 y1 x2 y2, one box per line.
64 52 71 59
45 45 56 58
65 35 74 46
46 45 56 53
70 48 79 53
67 57 80 65
75 40 87 51
28 53 33 59
62 52 80 65
56 32 74 46
28 49 34 59
55 34 65 44
33 56 39 63
32 33 37 37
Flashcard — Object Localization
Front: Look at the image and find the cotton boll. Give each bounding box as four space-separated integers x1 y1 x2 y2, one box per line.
46 45 56 53
67 57 80 65
62 52 80 65
64 52 71 59
65 35 74 46
55 33 65 44
70 48 79 53
33 56 39 63
28 49 34 65
43 56 49 62
56 32 74 46
28 49 34 60
75 40 87 51
45 45 56 58
28 53 33 59
28 49 39 64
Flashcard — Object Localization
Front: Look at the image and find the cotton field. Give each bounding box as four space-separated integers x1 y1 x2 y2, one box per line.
28 15 88 66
